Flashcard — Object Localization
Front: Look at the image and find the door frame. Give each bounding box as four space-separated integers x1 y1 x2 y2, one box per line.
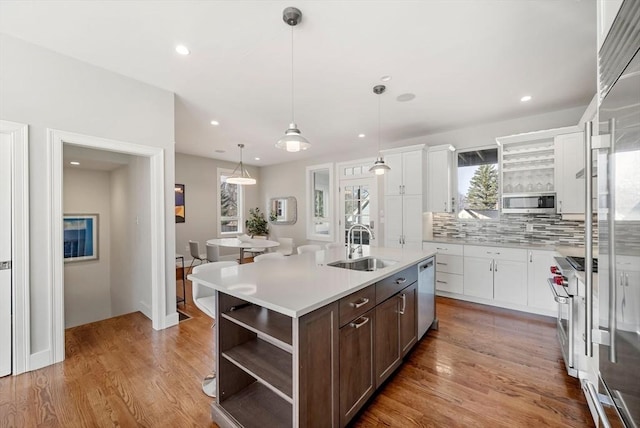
0 120 30 375
48 129 167 365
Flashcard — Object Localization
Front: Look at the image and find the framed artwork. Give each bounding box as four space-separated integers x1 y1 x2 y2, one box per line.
175 184 185 223
63 214 98 262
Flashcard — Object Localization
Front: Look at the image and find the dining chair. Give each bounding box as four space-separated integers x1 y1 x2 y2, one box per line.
206 243 220 262
254 252 286 263
191 261 238 397
188 240 207 273
297 244 322 254
276 237 294 256
325 242 345 250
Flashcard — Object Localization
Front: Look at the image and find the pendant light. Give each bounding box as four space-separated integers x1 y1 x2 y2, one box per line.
226 144 256 185
276 7 310 152
369 85 391 175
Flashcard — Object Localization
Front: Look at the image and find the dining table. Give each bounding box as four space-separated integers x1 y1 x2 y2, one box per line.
206 237 280 264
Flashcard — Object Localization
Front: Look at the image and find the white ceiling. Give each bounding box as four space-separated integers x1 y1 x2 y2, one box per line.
0 1 596 166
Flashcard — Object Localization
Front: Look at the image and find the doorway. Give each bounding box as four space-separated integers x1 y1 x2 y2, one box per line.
337 158 379 246
48 129 168 365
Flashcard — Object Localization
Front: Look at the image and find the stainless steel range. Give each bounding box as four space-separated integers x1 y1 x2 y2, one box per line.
548 256 597 378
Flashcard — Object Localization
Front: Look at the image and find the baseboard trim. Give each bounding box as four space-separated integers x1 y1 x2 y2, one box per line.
29 349 52 371
436 291 556 318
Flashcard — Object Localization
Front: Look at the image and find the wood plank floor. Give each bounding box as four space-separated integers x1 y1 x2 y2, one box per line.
0 286 593 427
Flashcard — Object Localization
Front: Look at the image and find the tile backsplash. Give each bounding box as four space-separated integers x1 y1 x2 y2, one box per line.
431 213 597 247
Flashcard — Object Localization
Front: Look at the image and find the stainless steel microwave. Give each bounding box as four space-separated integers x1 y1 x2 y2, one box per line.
502 193 556 214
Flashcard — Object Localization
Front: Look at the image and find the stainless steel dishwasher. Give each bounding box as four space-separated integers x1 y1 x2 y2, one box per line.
417 257 436 338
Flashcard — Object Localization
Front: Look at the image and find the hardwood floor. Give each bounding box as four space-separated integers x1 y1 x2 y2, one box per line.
0 290 592 427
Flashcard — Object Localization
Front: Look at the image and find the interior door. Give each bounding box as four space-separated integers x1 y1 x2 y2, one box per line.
340 177 378 246
1 135 12 377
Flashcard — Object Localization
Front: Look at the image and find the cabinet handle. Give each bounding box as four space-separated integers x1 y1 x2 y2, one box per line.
350 316 370 329
398 294 407 315
494 252 500 255
443 201 447 211
436 280 448 284
559 200 563 213
350 297 370 309
436 262 448 266
494 261 498 272
435 247 446 251
529 251 533 263
395 277 407 285
489 260 493 271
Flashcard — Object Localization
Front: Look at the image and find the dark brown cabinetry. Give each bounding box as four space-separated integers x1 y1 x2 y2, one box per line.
375 281 418 388
339 308 375 427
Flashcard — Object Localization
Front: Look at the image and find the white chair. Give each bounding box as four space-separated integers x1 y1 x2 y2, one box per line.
297 244 322 254
192 261 238 397
276 237 294 256
188 240 207 273
325 242 345 250
253 252 286 263
206 243 220 262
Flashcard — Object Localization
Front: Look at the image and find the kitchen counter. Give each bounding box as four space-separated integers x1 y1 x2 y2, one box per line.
424 237 557 251
187 246 434 318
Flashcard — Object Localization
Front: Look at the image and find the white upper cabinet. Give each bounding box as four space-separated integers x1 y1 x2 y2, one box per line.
426 145 455 213
555 132 585 215
597 0 624 50
384 150 423 197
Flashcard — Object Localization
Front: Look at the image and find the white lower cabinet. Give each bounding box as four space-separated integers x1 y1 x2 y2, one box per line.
527 250 557 312
493 258 527 306
463 256 494 299
422 242 464 294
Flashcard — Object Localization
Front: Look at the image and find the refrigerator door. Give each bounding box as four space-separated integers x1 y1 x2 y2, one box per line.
598 46 640 428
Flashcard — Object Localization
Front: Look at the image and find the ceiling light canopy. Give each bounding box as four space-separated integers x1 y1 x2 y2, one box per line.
369 85 391 175
226 144 256 185
276 7 310 153
520 95 532 102
210 120 220 126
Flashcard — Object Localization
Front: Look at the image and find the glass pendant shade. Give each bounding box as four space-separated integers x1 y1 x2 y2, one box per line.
227 144 256 185
275 123 311 152
369 157 391 175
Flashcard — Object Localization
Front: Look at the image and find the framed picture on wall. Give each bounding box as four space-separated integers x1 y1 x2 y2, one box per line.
175 184 185 223
63 214 98 262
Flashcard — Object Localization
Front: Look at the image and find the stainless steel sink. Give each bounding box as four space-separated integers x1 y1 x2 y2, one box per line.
327 257 398 272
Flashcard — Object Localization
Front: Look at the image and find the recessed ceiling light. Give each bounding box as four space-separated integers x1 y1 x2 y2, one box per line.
214 149 225 153
358 133 366 138
70 161 80 165
210 120 220 126
175 45 190 55
380 75 392 82
397 93 416 102
520 95 532 102
254 157 261 161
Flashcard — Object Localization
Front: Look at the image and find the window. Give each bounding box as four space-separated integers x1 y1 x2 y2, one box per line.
457 147 499 220
218 169 244 235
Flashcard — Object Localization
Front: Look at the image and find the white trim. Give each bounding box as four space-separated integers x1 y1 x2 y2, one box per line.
48 129 168 366
495 126 581 145
380 143 426 155
306 163 335 242
0 120 30 375
217 167 245 236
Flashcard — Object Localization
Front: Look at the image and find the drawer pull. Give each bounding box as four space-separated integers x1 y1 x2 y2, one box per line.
436 280 448 284
436 262 448 266
350 297 370 309
395 277 407 285
350 316 370 329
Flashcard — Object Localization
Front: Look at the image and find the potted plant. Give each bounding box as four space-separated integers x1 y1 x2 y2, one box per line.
245 207 269 237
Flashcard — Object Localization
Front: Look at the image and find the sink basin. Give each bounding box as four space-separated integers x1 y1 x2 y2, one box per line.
328 257 398 272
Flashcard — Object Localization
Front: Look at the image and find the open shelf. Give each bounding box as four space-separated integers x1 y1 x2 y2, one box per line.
217 382 292 428
221 305 293 351
223 338 293 402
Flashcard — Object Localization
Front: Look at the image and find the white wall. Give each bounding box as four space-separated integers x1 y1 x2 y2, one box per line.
0 34 175 367
175 153 261 259
63 168 112 328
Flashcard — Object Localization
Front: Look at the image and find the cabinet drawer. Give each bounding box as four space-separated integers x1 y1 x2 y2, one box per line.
464 245 526 262
423 241 464 256
376 265 418 304
435 254 463 275
339 285 376 327
435 272 464 294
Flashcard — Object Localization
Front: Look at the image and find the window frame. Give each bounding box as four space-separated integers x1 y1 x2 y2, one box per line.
217 168 244 236
455 145 500 221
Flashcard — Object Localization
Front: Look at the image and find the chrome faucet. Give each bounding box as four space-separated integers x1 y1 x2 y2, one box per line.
347 223 375 259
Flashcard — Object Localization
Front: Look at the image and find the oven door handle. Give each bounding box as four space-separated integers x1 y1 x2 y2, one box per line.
547 279 570 304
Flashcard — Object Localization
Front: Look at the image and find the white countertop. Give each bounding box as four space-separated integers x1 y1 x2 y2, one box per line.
187 246 435 318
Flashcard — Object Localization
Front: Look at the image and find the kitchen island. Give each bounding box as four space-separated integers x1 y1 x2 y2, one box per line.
187 246 435 428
